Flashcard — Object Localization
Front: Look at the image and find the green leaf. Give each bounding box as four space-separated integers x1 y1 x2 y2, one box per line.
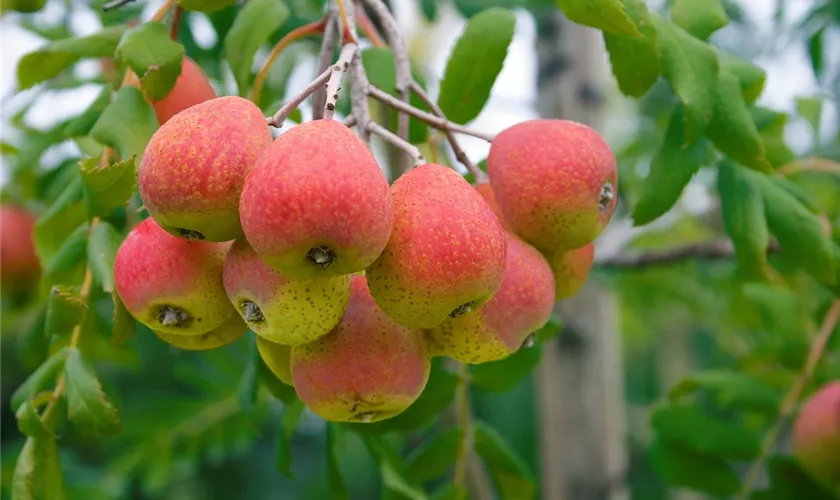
717 160 770 280
651 13 719 143
751 107 796 168
670 0 729 40
807 27 824 78
17 25 128 89
651 404 761 460
115 22 185 101
258 356 297 404
225 0 289 95
753 456 838 500
64 347 120 435
360 434 428 500
757 174 837 285
238 335 260 414
80 155 138 218
45 285 87 337
719 51 766 104
41 223 89 288
11 348 68 411
326 424 349 500
90 86 158 160
470 344 541 393
765 176 820 214
795 96 823 138
111 292 136 345
668 370 780 413
632 104 713 225
474 421 536 500
602 0 661 97
649 438 741 497
707 71 770 172
275 399 304 478
63 87 112 139
34 176 86 266
363 47 398 95
87 222 121 293
555 0 640 37
420 0 437 21
406 428 462 482
438 7 515 124
16 400 53 438
12 436 65 500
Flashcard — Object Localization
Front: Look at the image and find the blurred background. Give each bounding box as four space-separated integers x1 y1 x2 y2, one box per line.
1 0 840 499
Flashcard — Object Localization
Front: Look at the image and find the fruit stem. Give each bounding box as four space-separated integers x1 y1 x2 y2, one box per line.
367 122 425 165
251 18 328 105
453 363 473 495
738 299 840 499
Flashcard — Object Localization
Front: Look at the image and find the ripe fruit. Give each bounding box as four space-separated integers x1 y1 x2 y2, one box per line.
548 242 595 300
474 182 513 232
487 119 618 252
0 206 40 291
366 164 506 329
153 313 247 351
177 0 236 12
114 217 237 336
428 233 555 364
239 119 393 279
291 276 430 423
257 336 293 386
138 96 272 242
222 238 351 345
128 56 216 125
792 381 840 486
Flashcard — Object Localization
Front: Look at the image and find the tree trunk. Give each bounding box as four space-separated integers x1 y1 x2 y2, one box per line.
534 12 629 500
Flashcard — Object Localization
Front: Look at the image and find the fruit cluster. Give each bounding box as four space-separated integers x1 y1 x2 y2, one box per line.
113 56 618 423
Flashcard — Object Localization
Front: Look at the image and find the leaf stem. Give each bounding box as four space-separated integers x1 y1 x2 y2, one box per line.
739 299 840 498
453 363 472 493
367 121 425 165
251 18 328 105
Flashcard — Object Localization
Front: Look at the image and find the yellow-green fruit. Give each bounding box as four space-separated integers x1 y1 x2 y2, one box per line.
548 242 594 300
256 336 293 386
153 313 247 351
177 0 236 12
222 238 351 345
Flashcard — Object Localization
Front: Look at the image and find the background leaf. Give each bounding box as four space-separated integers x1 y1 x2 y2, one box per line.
115 22 185 101
80 155 137 218
707 71 770 172
555 0 640 36
668 370 781 413
470 344 542 393
359 434 428 500
64 348 120 435
649 438 741 497
224 0 289 95
45 285 86 337
651 404 761 460
12 436 65 500
717 160 770 280
90 86 158 160
603 0 661 97
474 421 536 500
670 0 729 40
11 348 68 411
406 428 462 482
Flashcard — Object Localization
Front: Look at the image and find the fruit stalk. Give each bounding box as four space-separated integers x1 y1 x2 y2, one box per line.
738 299 840 499
366 121 425 165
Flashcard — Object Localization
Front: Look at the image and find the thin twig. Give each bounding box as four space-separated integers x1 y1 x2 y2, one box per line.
323 43 358 120
266 68 332 127
151 0 177 22
102 0 136 12
169 5 182 40
335 0 356 43
595 239 781 268
778 157 840 177
739 299 840 499
312 10 339 120
367 122 425 165
349 52 372 144
453 363 472 494
354 2 387 47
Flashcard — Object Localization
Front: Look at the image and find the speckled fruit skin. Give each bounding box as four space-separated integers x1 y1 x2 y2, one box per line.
177 0 235 12
366 164 507 329
548 242 594 300
428 233 555 364
222 238 351 345
138 96 272 242
792 381 840 487
239 119 393 279
257 336 293 386
128 56 216 125
153 313 247 351
0 206 40 291
474 182 514 232
114 217 237 335
487 119 618 252
291 276 430 423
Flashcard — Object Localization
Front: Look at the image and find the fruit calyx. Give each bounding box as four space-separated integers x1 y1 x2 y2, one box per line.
306 245 337 268
176 228 206 240
599 183 615 211
240 300 265 324
157 305 192 328
449 301 475 318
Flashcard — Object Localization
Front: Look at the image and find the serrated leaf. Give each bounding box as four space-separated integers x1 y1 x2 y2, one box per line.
90 86 157 160
276 398 304 478
80 155 138 218
632 104 713 225
651 14 719 143
360 434 428 500
327 424 349 500
555 0 640 37
16 400 53 438
707 71 770 172
795 96 823 138
668 370 780 413
111 292 136 345
438 7 515 124
45 285 87 337
719 51 766 104
757 174 837 285
670 0 729 40
406 428 462 482
115 22 185 101
17 25 128 89
717 160 770 280
87 222 121 293
651 404 761 460
11 348 68 411
12 436 65 500
34 176 86 266
603 0 661 97
41 223 89 288
474 421 536 500
225 0 289 95
63 87 112 139
470 343 541 393
64 347 120 435
649 438 741 497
